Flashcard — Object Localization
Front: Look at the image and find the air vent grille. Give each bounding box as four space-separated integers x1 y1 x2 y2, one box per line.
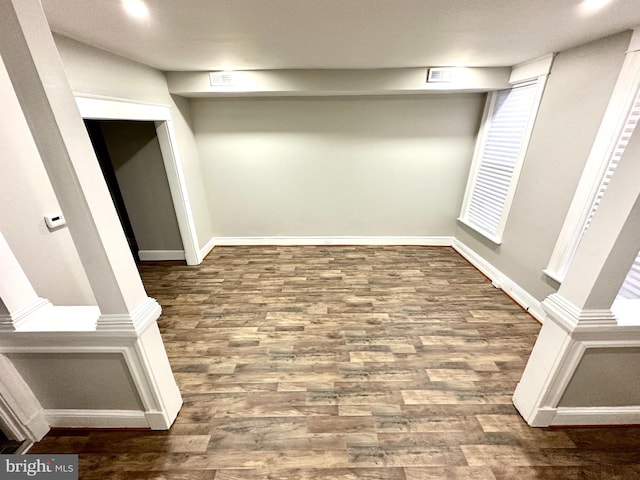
209 72 234 86
427 68 456 83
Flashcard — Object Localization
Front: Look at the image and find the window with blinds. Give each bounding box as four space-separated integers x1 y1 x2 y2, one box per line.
459 80 542 242
618 251 640 300
580 91 640 239
545 53 640 284
583 90 640 302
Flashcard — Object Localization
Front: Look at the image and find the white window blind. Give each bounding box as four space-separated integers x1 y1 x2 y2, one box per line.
464 82 539 239
580 92 640 238
618 251 640 300
578 89 640 303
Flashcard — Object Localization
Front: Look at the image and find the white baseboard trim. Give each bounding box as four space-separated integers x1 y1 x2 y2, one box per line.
138 250 185 261
550 406 640 426
210 236 455 247
198 236 217 263
452 239 545 323
44 409 149 428
145 410 175 430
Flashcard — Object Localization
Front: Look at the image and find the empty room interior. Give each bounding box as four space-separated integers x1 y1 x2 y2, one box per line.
1 0 640 478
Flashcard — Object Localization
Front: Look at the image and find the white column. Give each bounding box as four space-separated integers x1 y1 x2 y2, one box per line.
513 125 640 426
0 355 49 442
0 232 53 331
0 0 150 329
0 0 181 429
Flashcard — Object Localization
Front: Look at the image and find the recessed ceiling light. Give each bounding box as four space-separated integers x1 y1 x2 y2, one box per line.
122 0 149 19
580 0 613 13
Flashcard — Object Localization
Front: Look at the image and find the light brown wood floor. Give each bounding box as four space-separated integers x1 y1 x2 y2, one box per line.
31 246 640 479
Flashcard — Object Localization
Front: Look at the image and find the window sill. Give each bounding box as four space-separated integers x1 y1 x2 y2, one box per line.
457 217 503 246
612 298 640 327
542 269 564 284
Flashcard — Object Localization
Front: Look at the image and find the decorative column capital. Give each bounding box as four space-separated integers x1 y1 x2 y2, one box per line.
96 297 162 334
542 293 618 332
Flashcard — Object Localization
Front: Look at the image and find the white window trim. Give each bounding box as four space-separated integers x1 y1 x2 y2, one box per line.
458 74 548 245
544 31 640 283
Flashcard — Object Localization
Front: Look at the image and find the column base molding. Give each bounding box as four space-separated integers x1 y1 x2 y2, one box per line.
43 407 181 430
543 293 617 331
45 409 148 429
514 405 640 427
0 321 182 432
514 294 640 427
97 297 162 334
0 298 53 332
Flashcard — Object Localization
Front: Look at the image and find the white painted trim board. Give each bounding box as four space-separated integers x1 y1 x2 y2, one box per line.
74 94 201 266
198 236 217 262
208 236 454 246
452 239 546 323
551 406 640 426
138 250 185 261
44 409 149 429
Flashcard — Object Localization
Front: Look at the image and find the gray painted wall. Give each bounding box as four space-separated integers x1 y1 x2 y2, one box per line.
100 120 183 252
8 353 143 410
0 54 95 306
455 31 631 303
191 95 484 237
48 30 638 415
54 35 215 251
560 347 640 407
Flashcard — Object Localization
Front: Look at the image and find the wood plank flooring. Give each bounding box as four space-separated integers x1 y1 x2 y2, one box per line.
30 246 640 479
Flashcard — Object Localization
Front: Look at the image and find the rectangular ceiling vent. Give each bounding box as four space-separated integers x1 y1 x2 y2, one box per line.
209 71 234 87
427 68 456 83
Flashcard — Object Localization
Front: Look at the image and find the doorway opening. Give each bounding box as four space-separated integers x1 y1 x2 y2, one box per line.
75 95 201 265
85 119 184 263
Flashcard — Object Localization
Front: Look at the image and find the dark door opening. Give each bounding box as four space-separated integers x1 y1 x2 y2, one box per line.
84 119 183 263
85 120 140 262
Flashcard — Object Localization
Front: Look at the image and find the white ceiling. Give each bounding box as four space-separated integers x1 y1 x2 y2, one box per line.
41 0 640 72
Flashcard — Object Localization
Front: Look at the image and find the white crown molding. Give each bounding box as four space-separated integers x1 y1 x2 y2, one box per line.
97 297 162 334
210 236 454 247
451 239 546 323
